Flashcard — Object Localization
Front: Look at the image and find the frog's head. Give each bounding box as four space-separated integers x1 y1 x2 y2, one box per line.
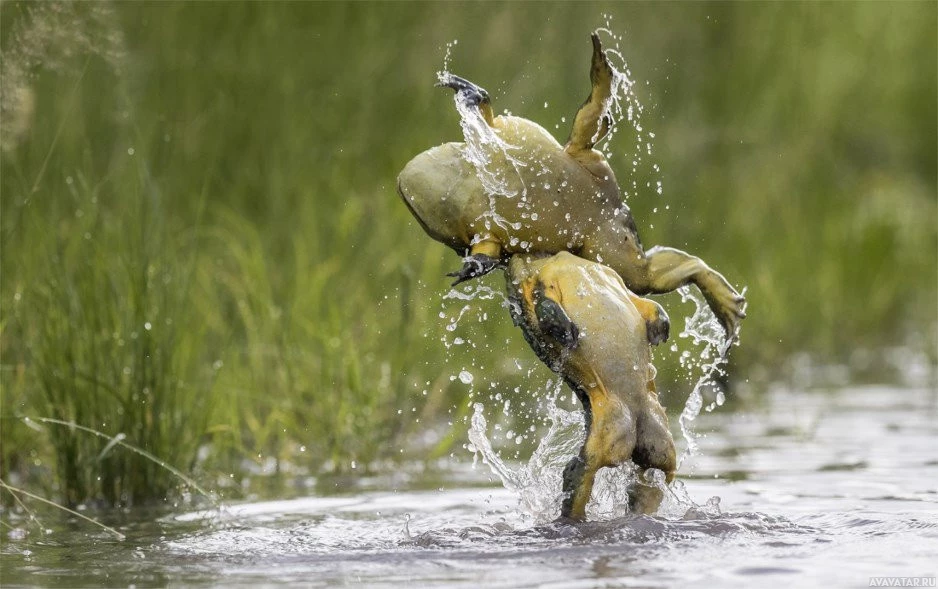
397 143 473 251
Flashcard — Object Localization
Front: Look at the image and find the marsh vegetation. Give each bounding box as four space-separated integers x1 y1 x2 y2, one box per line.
1 2 935 508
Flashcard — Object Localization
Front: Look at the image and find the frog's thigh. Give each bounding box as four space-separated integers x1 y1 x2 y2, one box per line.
632 407 676 480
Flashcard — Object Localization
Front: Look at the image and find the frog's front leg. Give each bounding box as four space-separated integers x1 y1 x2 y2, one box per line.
447 239 503 285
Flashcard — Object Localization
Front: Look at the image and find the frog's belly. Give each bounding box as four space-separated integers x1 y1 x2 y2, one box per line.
562 274 652 396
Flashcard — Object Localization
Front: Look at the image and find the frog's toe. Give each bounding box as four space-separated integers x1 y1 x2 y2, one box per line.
645 306 670 346
447 253 499 286
716 292 747 342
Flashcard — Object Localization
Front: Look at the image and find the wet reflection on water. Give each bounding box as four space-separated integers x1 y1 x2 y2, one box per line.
3 386 937 587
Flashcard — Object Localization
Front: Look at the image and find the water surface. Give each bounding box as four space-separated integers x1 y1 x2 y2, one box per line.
3 385 936 587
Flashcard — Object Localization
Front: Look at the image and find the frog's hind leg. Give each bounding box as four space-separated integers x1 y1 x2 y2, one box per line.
560 374 637 522
447 239 503 285
559 450 598 523
628 396 677 515
632 246 747 341
557 378 601 522
565 33 614 159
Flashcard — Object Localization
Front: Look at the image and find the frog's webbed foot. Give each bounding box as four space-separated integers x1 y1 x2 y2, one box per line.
710 290 747 344
436 74 488 106
447 253 500 286
436 74 495 126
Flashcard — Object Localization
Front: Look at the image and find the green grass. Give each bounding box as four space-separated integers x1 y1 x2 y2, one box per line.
1 1 935 505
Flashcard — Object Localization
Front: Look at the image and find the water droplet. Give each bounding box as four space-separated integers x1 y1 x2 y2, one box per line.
458 370 474 384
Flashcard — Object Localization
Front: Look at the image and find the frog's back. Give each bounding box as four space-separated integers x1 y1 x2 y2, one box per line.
398 115 627 257
493 116 619 201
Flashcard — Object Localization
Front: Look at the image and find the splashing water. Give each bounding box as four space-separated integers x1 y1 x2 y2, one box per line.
437 281 516 414
438 40 527 235
438 19 742 520
435 73 528 237
674 285 744 464
442 284 507 304
466 380 708 523
440 283 508 340
467 380 581 522
437 71 528 203
593 16 664 201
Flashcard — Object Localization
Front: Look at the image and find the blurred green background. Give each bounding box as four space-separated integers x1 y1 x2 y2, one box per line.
1 1 935 506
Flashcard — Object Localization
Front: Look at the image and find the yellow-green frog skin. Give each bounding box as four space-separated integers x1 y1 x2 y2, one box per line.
398 34 746 339
506 251 677 521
